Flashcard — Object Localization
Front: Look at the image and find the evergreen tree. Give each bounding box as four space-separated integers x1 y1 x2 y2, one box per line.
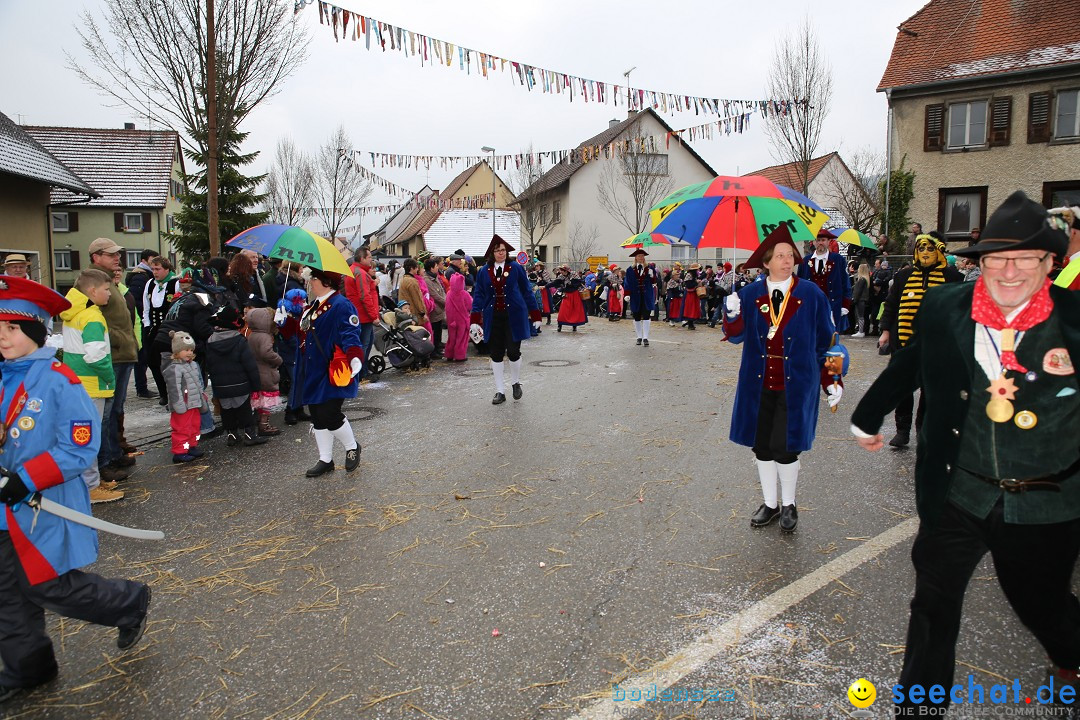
170 122 268 259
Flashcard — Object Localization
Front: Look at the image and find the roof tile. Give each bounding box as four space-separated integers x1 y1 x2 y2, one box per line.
0 111 97 196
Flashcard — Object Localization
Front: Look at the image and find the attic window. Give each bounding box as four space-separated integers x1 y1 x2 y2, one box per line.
1056 89 1079 140
947 100 987 149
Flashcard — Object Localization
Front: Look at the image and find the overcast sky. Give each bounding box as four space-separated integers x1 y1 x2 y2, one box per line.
1 0 927 235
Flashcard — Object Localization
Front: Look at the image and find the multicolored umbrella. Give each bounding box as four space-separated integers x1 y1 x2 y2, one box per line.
225 224 352 274
649 175 830 251
830 227 878 250
620 231 678 248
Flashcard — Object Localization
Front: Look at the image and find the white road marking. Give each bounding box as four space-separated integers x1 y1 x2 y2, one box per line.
568 517 920 720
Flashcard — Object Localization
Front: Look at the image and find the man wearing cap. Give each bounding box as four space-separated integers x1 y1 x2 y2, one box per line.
797 229 852 332
444 249 474 290
1049 205 1080 290
877 232 963 448
723 226 839 533
623 248 659 346
470 235 541 404
88 238 138 478
852 190 1080 714
0 277 151 702
2 255 31 281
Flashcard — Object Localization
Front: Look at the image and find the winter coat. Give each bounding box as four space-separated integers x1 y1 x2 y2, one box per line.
155 292 217 351
92 262 137 362
345 263 380 324
470 262 541 343
166 359 207 414
60 287 115 398
125 264 153 315
424 272 447 323
445 272 472 330
204 330 261 400
245 307 282 392
398 273 428 325
297 292 364 405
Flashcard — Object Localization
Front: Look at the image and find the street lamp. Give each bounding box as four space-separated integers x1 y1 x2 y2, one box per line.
481 146 496 237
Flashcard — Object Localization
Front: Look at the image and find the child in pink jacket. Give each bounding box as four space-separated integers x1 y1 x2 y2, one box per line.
443 272 472 361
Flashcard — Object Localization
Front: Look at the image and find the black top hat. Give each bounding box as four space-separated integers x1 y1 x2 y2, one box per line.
953 191 1068 259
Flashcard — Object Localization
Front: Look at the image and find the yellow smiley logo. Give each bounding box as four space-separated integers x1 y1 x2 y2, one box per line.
848 678 876 708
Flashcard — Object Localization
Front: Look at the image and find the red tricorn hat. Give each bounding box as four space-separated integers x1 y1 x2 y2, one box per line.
484 234 515 258
0 276 70 323
816 228 837 240
744 224 803 270
628 248 649 258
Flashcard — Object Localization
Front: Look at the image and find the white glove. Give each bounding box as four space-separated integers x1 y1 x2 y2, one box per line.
470 324 484 344
350 357 363 378
273 305 288 326
532 321 541 331
841 307 849 316
826 384 843 408
724 294 741 318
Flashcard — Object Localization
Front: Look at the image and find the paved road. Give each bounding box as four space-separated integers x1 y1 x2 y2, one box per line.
6 318 1069 719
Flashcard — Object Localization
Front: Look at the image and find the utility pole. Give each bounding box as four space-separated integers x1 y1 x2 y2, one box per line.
206 0 220 256
623 67 636 113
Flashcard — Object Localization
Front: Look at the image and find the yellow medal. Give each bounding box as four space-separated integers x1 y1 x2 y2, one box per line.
1014 410 1037 430
985 374 1018 423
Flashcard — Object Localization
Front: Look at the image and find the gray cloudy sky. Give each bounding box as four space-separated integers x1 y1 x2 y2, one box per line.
1 0 926 234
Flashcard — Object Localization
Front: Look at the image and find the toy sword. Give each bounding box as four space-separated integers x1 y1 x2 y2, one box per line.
0 475 165 540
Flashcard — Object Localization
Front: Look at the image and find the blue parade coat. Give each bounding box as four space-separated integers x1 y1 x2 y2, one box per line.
0 347 100 585
726 277 835 453
298 291 364 405
471 262 541 342
623 265 658 313
797 251 852 332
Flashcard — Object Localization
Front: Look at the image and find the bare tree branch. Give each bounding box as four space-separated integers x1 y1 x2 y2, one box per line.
69 0 308 156
596 119 675 236
823 148 884 233
763 18 832 194
312 126 373 243
265 137 316 226
565 222 600 271
508 144 560 257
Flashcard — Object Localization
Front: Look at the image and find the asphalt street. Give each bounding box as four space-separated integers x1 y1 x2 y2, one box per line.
4 316 1071 720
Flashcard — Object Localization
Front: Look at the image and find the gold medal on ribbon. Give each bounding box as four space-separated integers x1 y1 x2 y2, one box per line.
986 396 1014 423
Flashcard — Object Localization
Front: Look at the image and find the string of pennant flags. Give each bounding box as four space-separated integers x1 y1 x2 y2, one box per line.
277 193 496 219
352 107 769 174
293 0 798 118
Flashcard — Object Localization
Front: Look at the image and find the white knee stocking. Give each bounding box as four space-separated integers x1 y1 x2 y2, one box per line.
777 460 800 506
633 320 642 339
330 421 358 451
641 319 650 339
508 358 521 385
756 459 778 509
490 360 506 393
313 428 334 463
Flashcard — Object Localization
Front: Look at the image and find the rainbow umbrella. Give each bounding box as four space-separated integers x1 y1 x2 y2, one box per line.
831 227 878 250
649 175 829 252
620 231 678 248
225 224 352 274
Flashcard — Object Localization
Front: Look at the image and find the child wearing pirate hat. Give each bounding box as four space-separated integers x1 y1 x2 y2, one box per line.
0 277 151 702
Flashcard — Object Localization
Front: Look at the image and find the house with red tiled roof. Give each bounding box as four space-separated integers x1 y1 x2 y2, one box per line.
516 109 716 267
745 152 877 232
24 123 185 292
378 162 515 259
879 0 1080 250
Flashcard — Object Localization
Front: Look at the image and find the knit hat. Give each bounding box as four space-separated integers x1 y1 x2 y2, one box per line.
170 330 196 354
211 304 243 329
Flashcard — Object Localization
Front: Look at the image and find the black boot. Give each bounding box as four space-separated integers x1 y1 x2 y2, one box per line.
492 392 506 405
306 460 335 477
888 431 910 448
512 383 522 400
242 427 269 446
779 504 798 533
750 503 780 527
642 339 649 347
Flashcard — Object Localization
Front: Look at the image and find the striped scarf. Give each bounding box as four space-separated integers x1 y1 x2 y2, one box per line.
896 264 946 347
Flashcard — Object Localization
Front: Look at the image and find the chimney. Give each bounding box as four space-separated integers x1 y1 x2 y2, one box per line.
608 118 620 129
123 122 136 130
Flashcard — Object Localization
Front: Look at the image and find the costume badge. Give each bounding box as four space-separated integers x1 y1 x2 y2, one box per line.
9 428 19 440
17 417 34 431
71 421 92 446
349 314 360 327
1043 348 1074 376
1058 387 1077 398
26 398 42 413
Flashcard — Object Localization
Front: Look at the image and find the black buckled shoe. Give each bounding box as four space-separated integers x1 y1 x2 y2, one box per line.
117 585 152 650
888 431 910 448
636 338 642 345
750 503 781 527
779 504 798 533
492 392 506 405
512 383 522 400
642 339 649 347
306 460 335 478
345 446 361 472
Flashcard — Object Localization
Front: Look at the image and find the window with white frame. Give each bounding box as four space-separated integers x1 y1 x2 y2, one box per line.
552 201 561 224
51 212 69 232
54 250 72 270
123 213 143 232
126 250 141 268
539 205 549 225
670 243 697 261
1056 89 1079 139
947 100 988 148
552 246 561 264
165 214 175 233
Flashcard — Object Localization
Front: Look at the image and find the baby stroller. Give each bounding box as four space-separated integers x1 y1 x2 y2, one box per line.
372 307 435 373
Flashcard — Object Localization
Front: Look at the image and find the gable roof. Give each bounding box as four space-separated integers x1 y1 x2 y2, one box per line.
0 111 97 197
422 210 521 257
879 0 1080 91
386 162 498 247
24 125 181 208
524 108 717 197
744 152 837 190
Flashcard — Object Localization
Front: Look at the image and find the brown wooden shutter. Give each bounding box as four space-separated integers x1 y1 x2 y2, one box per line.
1028 92 1052 143
68 211 79 232
114 212 123 232
988 96 1012 146
142 213 152 233
70 250 81 270
924 103 945 151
